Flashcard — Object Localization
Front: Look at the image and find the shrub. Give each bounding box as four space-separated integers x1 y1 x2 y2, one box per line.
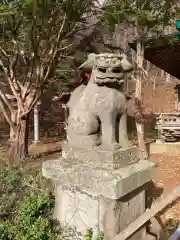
84 229 104 240
84 229 93 240
0 161 57 240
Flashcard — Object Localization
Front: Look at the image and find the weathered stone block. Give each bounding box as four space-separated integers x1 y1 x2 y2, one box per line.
54 185 99 234
53 183 146 240
43 158 155 239
62 144 140 169
42 159 155 199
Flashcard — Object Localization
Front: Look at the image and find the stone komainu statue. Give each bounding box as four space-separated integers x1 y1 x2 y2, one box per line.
67 53 133 149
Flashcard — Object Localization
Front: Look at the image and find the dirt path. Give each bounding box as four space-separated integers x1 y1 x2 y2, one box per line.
0 136 64 160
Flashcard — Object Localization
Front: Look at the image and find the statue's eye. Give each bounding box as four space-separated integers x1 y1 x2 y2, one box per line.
112 68 121 73
98 68 106 73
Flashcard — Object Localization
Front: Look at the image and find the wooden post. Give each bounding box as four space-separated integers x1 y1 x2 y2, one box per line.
62 103 69 142
135 38 148 159
112 187 180 240
175 85 180 111
33 100 41 144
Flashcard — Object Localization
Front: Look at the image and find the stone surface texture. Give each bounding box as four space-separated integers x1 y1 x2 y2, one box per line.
43 157 155 240
42 53 156 240
62 144 140 169
53 184 146 240
67 53 133 149
43 159 155 199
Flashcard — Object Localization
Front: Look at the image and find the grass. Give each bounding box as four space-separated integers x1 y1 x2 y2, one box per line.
0 160 58 240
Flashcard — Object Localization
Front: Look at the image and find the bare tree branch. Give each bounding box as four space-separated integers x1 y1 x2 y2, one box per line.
0 88 13 112
48 13 67 56
0 58 19 101
36 63 44 83
0 47 24 102
21 88 40 118
58 43 73 51
43 14 68 83
0 59 8 74
0 47 10 59
21 24 39 100
0 98 13 126
22 68 35 100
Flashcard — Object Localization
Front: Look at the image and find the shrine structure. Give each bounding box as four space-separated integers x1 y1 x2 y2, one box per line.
130 20 180 153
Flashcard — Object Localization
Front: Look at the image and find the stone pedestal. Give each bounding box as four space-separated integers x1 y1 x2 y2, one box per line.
62 144 140 169
42 144 155 240
53 184 145 240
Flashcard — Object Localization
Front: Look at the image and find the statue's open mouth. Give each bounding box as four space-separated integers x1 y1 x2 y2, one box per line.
95 77 125 84
93 68 126 84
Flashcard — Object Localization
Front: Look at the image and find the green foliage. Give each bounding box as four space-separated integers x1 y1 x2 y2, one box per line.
0 0 92 67
104 0 177 36
0 0 95 113
0 161 105 240
0 221 17 240
0 0 94 58
0 0 96 163
17 191 55 240
96 232 104 240
0 162 57 240
176 8 180 20
84 229 104 240
44 67 77 93
84 228 93 240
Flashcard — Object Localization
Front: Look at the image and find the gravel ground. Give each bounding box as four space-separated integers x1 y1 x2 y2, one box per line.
150 153 180 222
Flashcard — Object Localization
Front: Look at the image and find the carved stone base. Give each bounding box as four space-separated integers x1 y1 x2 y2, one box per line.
43 159 155 199
62 144 140 169
53 184 146 240
67 133 101 148
42 159 155 240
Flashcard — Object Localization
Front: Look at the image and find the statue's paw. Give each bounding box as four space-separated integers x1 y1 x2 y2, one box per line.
112 142 121 150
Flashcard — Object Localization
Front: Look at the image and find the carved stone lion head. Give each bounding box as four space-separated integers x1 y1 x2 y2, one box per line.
79 53 133 84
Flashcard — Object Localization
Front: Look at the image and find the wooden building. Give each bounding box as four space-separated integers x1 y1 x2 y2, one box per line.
129 28 180 142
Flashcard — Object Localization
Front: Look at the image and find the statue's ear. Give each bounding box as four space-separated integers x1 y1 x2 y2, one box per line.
79 53 97 70
121 55 133 72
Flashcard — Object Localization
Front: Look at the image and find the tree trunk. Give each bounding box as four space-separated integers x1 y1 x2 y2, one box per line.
135 40 148 159
8 115 29 162
164 26 171 83
136 119 147 159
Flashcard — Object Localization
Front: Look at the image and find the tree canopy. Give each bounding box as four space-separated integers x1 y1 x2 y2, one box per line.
0 0 96 160
102 0 177 159
103 0 177 38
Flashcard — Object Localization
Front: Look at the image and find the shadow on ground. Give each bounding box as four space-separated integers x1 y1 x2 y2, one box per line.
145 181 180 239
146 180 164 209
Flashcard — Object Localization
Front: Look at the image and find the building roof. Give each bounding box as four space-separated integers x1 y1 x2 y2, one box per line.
129 33 180 79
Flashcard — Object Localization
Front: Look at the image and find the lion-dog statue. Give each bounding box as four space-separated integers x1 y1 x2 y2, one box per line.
67 53 133 149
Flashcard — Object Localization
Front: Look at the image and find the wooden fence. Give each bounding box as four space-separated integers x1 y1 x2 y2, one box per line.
112 187 180 240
